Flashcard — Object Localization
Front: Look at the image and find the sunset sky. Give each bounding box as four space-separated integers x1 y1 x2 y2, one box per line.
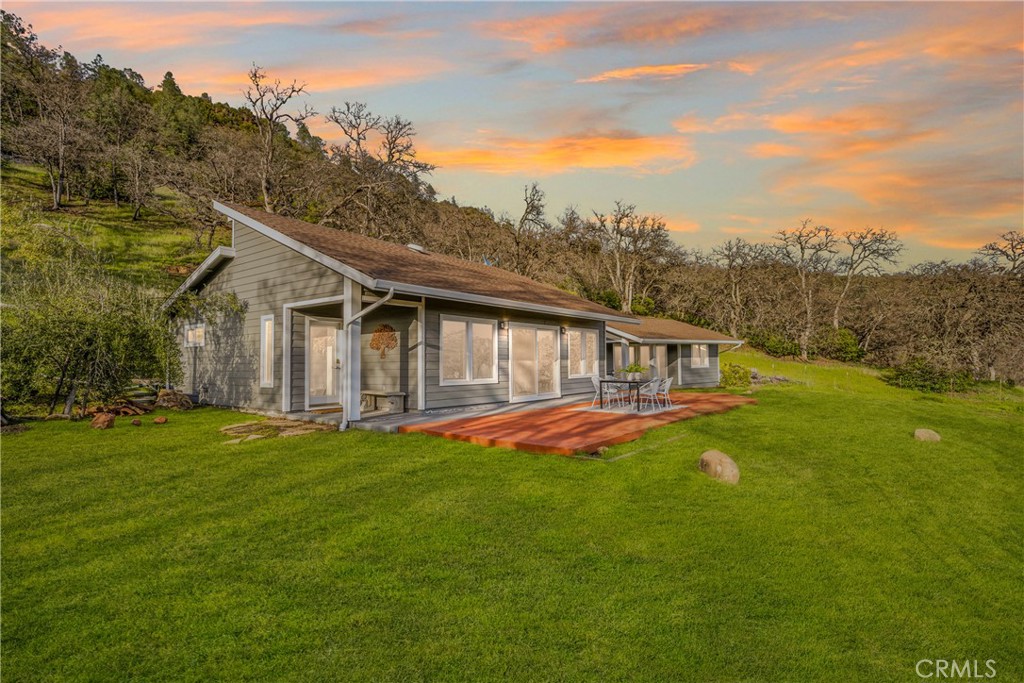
9 1 1023 262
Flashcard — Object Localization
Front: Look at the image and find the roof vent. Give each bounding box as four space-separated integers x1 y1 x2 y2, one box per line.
406 243 428 254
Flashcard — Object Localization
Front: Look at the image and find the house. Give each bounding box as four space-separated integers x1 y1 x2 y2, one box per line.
167 202 739 425
606 317 743 387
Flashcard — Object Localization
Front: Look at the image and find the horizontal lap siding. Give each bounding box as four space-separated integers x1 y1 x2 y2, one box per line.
678 343 721 388
424 300 605 410
360 307 420 411
178 222 345 412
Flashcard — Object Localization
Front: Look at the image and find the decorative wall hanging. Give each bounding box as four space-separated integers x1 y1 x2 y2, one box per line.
369 324 399 359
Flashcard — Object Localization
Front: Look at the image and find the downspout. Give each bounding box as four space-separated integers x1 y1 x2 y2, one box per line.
719 341 746 354
339 288 395 431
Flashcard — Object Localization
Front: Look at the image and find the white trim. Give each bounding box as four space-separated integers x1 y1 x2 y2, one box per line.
305 315 344 409
508 323 562 404
162 246 236 309
606 325 741 346
281 294 346 412
418 297 426 411
376 279 637 325
566 327 600 378
259 314 275 388
438 314 499 386
677 344 683 385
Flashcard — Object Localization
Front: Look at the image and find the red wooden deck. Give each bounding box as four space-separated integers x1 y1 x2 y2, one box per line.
399 392 756 456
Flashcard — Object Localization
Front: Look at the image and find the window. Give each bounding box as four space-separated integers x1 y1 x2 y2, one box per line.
440 315 497 385
184 323 206 348
260 315 274 388
654 345 668 374
567 329 600 377
691 343 709 368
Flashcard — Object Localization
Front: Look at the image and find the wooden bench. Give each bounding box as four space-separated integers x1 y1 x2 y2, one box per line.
360 390 406 414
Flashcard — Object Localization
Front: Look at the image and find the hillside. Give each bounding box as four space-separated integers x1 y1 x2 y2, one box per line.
1 161 228 291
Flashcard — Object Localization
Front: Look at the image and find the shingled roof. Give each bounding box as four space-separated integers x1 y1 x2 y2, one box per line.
212 202 635 323
607 317 741 343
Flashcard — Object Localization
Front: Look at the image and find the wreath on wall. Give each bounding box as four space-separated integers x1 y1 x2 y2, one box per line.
369 323 399 359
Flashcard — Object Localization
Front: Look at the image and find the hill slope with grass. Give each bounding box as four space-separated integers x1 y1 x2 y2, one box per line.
1 161 228 291
2 349 1021 681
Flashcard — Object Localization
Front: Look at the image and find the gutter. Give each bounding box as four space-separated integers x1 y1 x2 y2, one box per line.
340 287 395 431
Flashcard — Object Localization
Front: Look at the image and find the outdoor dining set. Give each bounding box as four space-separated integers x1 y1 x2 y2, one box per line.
591 373 675 412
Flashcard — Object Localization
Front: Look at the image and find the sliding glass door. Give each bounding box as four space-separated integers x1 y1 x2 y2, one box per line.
510 325 560 402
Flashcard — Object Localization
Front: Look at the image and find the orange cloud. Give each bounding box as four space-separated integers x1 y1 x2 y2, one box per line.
423 130 696 175
13 4 330 51
664 217 701 233
172 60 449 99
748 142 802 159
577 63 709 84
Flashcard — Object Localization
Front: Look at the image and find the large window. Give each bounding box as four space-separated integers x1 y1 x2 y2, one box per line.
691 343 709 369
260 315 274 388
567 328 600 378
184 322 205 348
440 316 497 385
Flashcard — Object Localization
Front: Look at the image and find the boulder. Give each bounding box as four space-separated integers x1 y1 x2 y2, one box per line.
90 413 116 430
153 416 168 425
699 449 740 484
914 428 941 442
131 419 142 427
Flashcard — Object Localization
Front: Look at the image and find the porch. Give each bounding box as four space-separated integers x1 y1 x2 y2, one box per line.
364 392 756 456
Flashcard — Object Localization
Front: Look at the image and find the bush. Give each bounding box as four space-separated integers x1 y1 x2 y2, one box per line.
749 332 802 358
719 362 752 388
814 328 865 362
881 358 975 393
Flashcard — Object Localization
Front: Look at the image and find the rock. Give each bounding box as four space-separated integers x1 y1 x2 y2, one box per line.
699 449 740 484
914 428 941 442
223 438 243 445
243 434 265 442
153 416 168 425
131 419 142 427
90 413 116 430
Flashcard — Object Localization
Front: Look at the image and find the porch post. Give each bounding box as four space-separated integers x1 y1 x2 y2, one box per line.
343 278 363 422
620 340 629 369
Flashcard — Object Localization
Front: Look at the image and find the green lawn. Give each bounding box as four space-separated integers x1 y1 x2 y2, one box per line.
2 352 1021 681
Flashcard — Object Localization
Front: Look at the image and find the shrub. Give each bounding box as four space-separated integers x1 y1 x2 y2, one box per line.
814 328 865 362
881 358 975 393
719 362 752 388
749 332 802 358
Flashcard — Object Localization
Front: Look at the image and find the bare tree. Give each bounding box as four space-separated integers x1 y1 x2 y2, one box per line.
243 64 315 213
832 227 903 329
711 238 771 338
775 220 838 360
977 231 1023 276
500 183 549 277
594 202 674 314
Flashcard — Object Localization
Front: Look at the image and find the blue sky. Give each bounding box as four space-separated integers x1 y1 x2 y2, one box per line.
10 1 1023 262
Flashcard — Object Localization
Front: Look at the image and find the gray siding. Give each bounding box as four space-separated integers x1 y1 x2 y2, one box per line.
178 222 345 411
360 306 421 411
423 300 605 410
676 343 721 388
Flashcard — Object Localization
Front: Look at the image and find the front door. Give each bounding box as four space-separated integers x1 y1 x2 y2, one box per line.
510 325 560 402
308 320 343 407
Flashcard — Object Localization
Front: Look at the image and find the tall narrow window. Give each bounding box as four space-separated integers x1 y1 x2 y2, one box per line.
440 315 497 385
260 315 274 388
567 329 600 377
691 343 709 369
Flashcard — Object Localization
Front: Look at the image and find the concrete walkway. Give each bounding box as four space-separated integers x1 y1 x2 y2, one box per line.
398 392 757 456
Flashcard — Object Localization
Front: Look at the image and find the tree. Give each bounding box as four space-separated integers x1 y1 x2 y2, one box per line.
499 183 550 277
830 227 903 329
243 64 315 213
593 202 675 314
710 238 772 338
775 220 838 360
977 231 1023 276
321 102 435 239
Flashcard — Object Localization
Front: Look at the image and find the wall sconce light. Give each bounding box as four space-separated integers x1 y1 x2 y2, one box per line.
560 326 567 335
499 321 508 330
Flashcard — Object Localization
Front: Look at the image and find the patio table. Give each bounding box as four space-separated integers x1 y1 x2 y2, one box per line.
598 378 646 411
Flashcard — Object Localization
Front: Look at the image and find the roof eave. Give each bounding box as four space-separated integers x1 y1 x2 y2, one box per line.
162 246 236 311
606 325 741 345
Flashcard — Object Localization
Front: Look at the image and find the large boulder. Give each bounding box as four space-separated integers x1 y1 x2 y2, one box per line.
90 413 116 430
699 450 740 484
914 428 941 442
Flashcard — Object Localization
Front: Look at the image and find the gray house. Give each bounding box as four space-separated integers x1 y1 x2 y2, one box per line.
168 203 742 425
606 317 742 387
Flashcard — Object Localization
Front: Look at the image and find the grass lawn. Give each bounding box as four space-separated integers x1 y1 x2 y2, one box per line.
2 352 1021 681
